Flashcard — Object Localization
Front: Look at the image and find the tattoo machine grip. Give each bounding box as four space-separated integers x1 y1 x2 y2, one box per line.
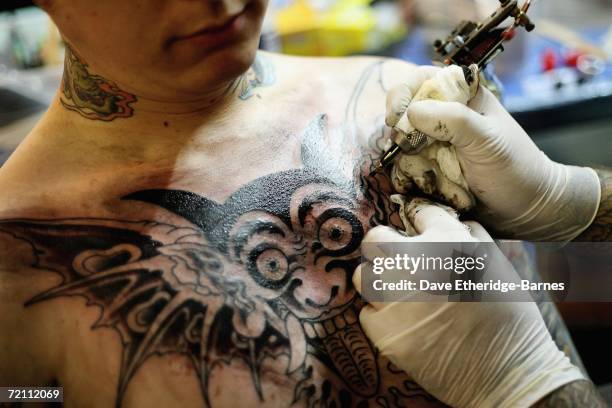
373 64 479 174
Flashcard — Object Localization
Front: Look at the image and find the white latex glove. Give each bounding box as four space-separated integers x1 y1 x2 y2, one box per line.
353 200 585 407
392 79 601 241
386 65 478 211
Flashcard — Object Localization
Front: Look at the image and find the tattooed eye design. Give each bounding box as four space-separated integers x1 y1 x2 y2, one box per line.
247 243 291 289
319 217 350 250
316 208 363 256
3 71 429 408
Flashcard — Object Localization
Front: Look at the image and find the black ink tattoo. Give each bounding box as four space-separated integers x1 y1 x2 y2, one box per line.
0 107 422 407
533 380 606 407
1 60 582 408
61 47 137 121
576 168 612 242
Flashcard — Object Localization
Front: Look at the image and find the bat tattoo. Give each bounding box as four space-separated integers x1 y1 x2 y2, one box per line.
0 61 579 408
0 111 440 407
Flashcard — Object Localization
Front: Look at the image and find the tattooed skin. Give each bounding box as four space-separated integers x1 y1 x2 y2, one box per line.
576 168 612 242
0 59 585 407
0 116 438 407
60 50 273 121
206 54 276 105
238 54 276 100
533 380 607 407
60 47 137 121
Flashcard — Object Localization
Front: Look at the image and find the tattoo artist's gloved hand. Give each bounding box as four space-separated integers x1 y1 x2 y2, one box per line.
392 81 600 241
353 200 585 407
386 65 479 212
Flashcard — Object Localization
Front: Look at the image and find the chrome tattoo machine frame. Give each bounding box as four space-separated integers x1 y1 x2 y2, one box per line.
373 0 535 174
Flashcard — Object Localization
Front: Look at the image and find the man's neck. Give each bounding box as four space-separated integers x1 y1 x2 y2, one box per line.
51 48 274 137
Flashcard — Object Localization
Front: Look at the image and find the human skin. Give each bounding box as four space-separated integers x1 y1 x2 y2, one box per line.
0 50 451 407
0 0 604 406
35 0 268 102
576 168 612 242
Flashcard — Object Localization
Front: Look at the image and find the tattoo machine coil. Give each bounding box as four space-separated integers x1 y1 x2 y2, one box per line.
373 0 535 173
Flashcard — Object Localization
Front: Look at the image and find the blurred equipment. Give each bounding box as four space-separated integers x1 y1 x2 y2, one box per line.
0 4 63 166
536 20 608 60
272 0 406 56
506 20 612 132
8 18 42 69
374 0 536 174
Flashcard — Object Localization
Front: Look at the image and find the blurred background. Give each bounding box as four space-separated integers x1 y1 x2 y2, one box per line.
0 0 611 398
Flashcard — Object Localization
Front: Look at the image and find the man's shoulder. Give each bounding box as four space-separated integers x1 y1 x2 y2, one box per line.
0 207 62 386
265 51 421 91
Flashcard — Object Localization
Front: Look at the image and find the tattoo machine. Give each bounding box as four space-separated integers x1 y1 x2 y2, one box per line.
373 0 535 174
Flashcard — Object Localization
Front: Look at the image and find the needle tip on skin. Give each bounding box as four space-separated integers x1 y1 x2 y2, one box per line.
369 162 383 177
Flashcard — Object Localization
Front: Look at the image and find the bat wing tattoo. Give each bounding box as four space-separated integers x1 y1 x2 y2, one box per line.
0 115 436 407
0 60 580 408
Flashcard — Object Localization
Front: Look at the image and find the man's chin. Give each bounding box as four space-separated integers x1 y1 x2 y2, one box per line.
208 44 257 81
164 43 258 96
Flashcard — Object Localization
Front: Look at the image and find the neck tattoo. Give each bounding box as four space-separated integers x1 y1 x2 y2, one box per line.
59 48 276 121
60 47 137 121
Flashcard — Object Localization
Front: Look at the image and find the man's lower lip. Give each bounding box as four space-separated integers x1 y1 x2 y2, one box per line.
177 13 246 48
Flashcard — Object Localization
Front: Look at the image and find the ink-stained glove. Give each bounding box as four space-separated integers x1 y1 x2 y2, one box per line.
386 65 479 212
353 199 585 407
390 75 600 241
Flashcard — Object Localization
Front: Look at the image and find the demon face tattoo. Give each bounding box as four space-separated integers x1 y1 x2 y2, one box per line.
0 113 429 407
0 58 584 408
